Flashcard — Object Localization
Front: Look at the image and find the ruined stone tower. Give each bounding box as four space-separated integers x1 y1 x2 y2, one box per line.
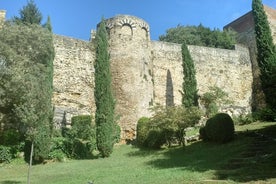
105 15 154 140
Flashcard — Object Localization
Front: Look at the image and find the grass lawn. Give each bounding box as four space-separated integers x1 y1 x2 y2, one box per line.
0 122 276 184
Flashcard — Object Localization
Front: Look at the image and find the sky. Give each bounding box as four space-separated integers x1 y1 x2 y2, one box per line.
1 0 276 41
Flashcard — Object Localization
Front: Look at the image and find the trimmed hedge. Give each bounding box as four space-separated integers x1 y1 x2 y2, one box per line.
62 115 96 159
200 113 234 143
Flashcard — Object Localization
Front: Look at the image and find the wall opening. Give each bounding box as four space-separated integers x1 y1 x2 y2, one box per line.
120 24 133 36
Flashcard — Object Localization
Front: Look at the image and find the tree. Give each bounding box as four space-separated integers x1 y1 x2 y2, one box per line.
181 43 198 108
43 16 52 32
94 19 117 157
252 0 276 110
0 23 54 162
159 24 236 49
13 0 42 25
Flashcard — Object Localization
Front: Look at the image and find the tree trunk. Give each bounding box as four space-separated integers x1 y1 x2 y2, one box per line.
27 141 34 184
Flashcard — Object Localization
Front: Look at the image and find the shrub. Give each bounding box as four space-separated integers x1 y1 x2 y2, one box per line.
233 114 254 125
48 137 67 162
199 127 208 141
136 117 150 147
145 129 166 149
138 106 202 149
253 108 276 122
202 113 235 143
0 129 22 146
0 145 12 163
62 115 96 159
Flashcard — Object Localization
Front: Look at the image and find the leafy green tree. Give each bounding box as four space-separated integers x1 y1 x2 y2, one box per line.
252 0 276 110
13 0 42 25
159 24 236 49
94 19 117 157
181 43 198 107
0 23 54 163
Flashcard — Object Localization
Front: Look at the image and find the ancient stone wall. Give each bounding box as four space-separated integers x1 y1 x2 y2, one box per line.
189 44 252 115
151 41 253 116
151 41 183 107
46 13 267 140
52 35 95 128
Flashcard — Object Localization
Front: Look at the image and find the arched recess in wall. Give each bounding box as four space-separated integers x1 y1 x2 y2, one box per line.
141 27 149 39
120 23 133 36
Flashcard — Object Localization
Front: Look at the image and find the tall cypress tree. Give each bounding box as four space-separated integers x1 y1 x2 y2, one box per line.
182 43 198 107
252 0 276 109
94 19 116 157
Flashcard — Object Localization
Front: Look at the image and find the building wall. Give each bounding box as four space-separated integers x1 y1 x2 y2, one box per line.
51 15 254 140
52 35 95 128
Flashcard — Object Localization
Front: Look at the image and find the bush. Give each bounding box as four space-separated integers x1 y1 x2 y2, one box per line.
233 114 254 125
253 108 276 122
137 106 202 149
48 137 67 162
62 115 96 159
136 117 150 147
145 129 166 149
201 113 235 143
0 145 12 163
0 129 22 146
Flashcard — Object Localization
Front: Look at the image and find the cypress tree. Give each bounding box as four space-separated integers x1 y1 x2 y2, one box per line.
182 43 198 107
252 0 276 109
94 19 116 157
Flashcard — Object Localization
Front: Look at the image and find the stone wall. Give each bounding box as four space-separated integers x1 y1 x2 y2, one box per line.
49 14 257 140
151 41 183 107
52 35 95 128
189 44 252 115
151 41 253 116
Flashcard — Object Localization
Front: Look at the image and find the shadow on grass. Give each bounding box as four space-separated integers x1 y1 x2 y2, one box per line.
0 181 23 184
127 124 276 183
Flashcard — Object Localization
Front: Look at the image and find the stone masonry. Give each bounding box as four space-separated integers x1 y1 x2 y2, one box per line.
52 14 254 141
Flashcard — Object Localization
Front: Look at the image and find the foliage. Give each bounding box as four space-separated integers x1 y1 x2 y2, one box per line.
200 113 235 143
200 86 229 117
0 22 55 163
13 0 42 25
233 114 254 125
159 24 236 49
0 129 22 146
94 18 118 157
0 145 12 163
48 137 67 162
181 43 198 107
253 107 276 122
62 115 96 159
137 106 202 148
136 117 151 147
252 0 276 110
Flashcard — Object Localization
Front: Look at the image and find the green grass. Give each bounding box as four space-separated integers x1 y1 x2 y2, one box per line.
1 122 276 184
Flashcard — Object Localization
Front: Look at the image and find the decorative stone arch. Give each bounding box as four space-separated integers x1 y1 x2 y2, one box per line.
118 19 136 36
121 23 133 36
139 22 150 39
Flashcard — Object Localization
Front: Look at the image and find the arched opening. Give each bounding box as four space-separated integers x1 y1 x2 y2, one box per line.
142 27 149 39
120 24 133 36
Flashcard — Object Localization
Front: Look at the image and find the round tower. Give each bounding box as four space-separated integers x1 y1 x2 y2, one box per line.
104 15 154 141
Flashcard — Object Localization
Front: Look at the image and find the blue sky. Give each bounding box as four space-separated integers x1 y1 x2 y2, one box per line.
1 0 276 41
